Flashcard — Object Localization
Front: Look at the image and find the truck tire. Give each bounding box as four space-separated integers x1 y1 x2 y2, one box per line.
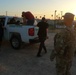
10 36 21 50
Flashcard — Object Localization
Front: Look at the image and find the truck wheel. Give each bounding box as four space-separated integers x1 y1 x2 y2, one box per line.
10 36 21 50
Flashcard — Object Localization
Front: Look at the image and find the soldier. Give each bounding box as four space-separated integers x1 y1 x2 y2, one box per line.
37 17 49 57
50 12 75 75
0 19 5 51
22 11 35 25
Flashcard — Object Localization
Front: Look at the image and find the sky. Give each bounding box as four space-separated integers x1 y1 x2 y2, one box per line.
0 0 76 19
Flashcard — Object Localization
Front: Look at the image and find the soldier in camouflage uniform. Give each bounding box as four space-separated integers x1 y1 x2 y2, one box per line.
50 12 75 75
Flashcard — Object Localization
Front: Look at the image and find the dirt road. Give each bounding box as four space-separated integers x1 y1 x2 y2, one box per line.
0 32 76 75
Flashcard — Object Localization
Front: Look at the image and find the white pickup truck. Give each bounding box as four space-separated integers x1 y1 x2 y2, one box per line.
0 16 39 49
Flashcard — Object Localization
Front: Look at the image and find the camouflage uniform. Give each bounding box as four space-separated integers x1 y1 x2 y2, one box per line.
50 26 76 75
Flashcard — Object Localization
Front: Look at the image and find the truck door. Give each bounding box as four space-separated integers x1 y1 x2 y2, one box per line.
4 17 10 40
4 17 16 40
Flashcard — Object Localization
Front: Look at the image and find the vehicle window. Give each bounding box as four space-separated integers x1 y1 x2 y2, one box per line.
7 17 23 25
0 18 5 26
7 17 16 24
15 18 23 25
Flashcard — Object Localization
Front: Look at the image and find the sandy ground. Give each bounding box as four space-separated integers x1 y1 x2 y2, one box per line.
0 32 76 75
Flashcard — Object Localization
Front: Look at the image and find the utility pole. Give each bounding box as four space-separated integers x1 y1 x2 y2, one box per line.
61 11 63 19
54 10 57 28
6 11 7 16
54 10 57 19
